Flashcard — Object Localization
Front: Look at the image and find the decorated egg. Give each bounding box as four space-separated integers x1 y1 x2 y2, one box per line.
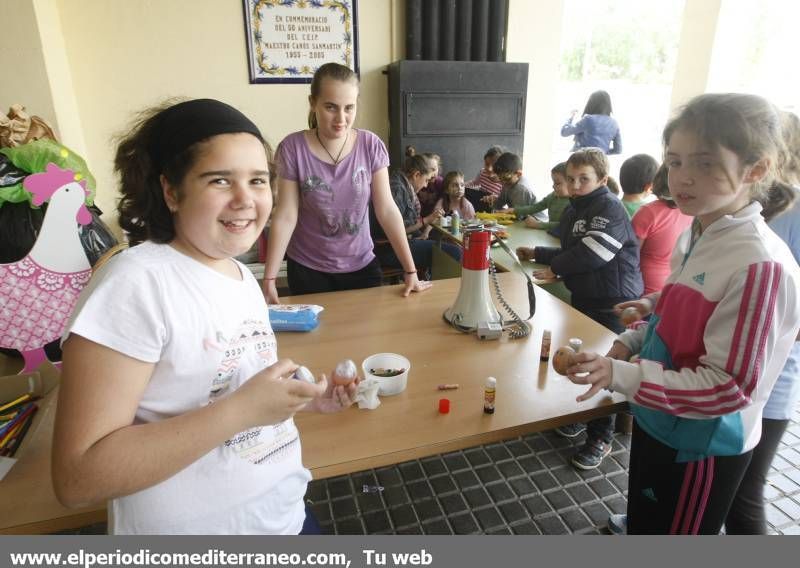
293 366 316 384
552 346 577 376
332 359 358 385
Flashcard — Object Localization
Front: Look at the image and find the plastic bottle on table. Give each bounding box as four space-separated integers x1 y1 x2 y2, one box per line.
452 210 461 233
483 376 496 414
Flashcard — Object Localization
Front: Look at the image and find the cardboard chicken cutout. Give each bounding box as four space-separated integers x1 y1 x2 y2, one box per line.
0 163 92 372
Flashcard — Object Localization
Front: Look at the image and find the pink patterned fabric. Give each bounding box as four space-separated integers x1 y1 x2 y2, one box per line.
0 256 91 353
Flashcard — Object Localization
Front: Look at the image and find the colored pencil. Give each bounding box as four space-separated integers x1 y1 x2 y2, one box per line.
0 393 31 414
1 408 37 457
0 396 38 419
0 403 36 442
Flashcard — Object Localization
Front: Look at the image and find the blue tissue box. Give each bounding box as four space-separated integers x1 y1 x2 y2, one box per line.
268 304 323 332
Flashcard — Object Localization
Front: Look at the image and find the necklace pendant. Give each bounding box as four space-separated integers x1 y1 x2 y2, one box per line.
316 128 349 165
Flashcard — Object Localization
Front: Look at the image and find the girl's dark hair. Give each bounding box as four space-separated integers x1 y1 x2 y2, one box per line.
777 111 800 186
308 62 359 129
651 163 677 208
484 146 505 161
402 154 437 176
759 182 798 222
115 100 270 246
662 93 782 199
115 99 194 246
583 90 613 116
758 110 800 222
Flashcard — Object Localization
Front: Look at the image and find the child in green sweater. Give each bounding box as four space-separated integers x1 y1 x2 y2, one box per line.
507 162 571 234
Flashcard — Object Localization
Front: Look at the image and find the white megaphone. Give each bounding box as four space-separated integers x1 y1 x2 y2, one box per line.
443 228 501 330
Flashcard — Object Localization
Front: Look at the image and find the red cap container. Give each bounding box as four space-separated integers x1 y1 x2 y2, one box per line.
438 398 451 414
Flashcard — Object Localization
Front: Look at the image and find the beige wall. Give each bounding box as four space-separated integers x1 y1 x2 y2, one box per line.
0 0 57 129
44 0 393 227
33 0 87 157
3 0 723 234
507 0 565 193
670 0 722 110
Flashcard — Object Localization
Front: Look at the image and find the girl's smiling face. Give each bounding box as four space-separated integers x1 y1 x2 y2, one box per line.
162 133 271 273
666 128 767 228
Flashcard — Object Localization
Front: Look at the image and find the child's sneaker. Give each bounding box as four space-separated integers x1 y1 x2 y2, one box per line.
607 514 627 535
555 423 586 438
571 439 612 470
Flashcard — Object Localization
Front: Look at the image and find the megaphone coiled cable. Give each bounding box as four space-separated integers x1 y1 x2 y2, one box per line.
488 256 531 339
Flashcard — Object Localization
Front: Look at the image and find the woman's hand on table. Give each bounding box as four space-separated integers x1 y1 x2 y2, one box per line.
263 279 281 304
565 352 613 402
402 271 432 297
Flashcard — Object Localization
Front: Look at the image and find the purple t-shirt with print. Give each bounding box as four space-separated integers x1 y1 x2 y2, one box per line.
277 129 390 273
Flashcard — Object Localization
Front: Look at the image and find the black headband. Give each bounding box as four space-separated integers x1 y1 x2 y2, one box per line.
150 99 263 172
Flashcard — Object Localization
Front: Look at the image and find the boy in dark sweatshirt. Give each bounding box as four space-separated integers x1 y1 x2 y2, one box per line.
519 147 643 470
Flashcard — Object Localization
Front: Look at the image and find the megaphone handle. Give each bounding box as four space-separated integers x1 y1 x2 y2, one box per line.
526 279 536 320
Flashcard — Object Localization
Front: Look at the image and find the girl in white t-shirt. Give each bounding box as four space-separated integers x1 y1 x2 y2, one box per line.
52 99 357 534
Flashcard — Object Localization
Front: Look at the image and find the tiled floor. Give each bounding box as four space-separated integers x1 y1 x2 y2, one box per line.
64 405 800 535
311 407 800 535
308 428 631 535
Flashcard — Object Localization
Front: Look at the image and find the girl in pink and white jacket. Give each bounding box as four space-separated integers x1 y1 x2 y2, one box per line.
564 93 800 534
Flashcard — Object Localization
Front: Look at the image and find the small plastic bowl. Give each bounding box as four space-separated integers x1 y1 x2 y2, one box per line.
362 353 411 396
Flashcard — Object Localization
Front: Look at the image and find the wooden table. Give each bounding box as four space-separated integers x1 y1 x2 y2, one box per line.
285 273 621 474
0 273 624 534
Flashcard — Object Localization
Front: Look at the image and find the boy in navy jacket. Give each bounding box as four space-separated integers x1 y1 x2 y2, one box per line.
519 147 643 469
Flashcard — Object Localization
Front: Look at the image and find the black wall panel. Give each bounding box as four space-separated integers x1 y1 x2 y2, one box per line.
406 0 506 62
388 60 528 177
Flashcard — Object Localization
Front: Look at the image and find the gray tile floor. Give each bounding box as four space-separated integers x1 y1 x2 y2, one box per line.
309 428 631 535
63 404 800 535
309 404 800 535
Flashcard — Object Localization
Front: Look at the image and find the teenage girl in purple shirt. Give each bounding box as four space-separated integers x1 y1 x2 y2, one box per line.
263 63 430 302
